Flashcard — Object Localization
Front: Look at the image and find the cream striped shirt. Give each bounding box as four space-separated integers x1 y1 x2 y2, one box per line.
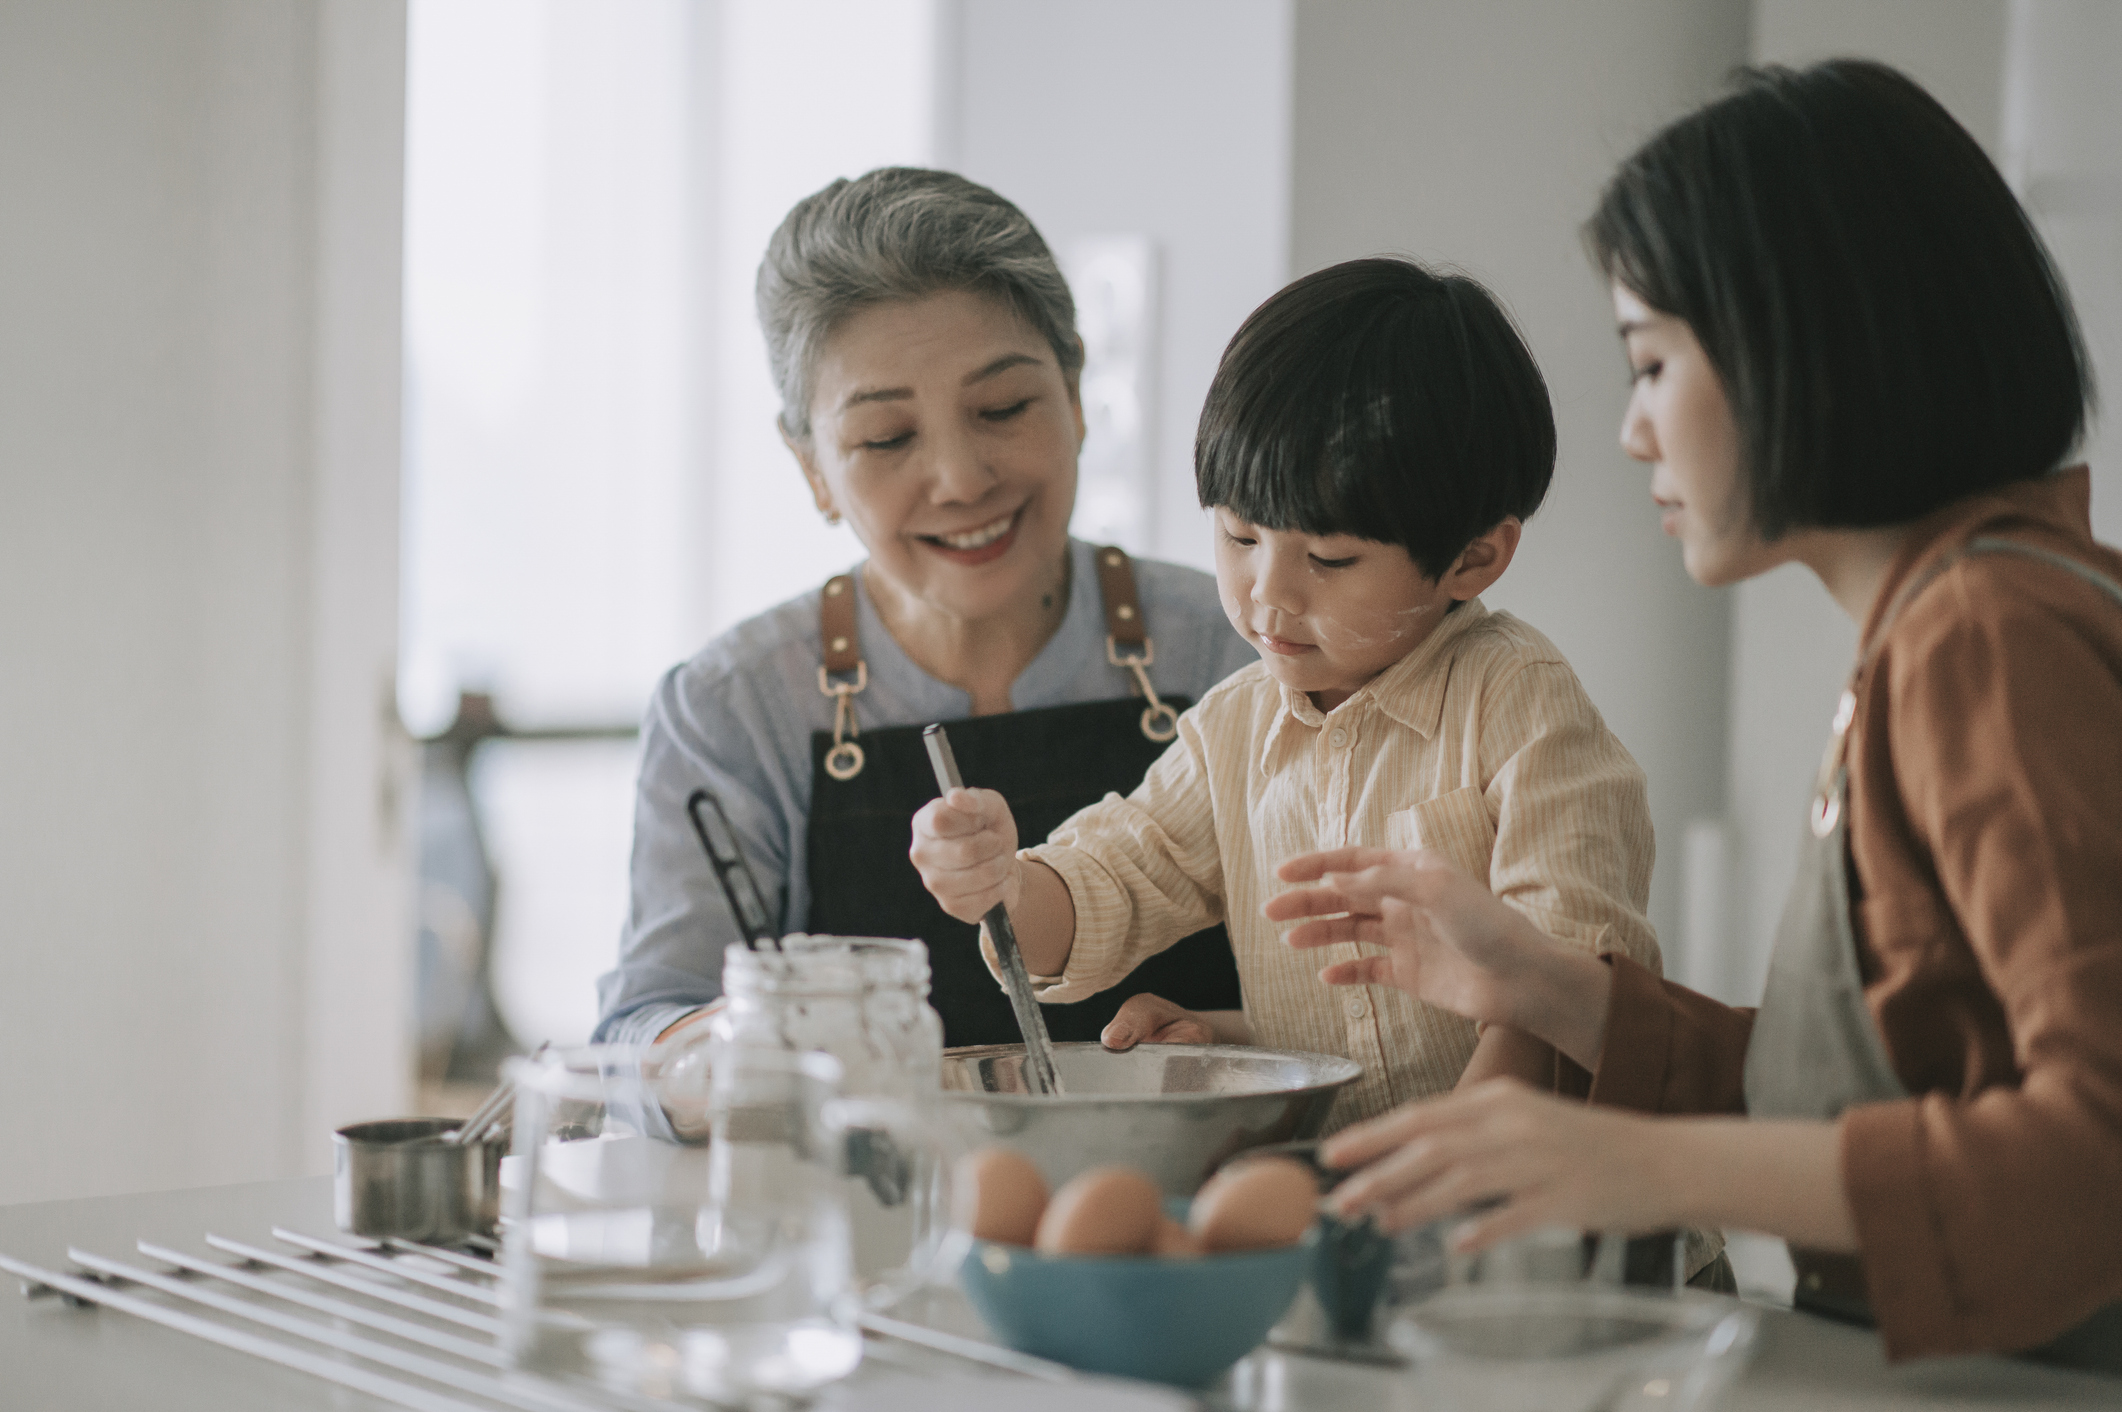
1016 597 1658 1129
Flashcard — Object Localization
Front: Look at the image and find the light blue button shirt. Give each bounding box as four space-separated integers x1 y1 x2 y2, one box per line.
593 539 1258 1046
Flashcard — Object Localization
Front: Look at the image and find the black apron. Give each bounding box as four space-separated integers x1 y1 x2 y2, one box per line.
1743 534 2122 1373
803 548 1242 1048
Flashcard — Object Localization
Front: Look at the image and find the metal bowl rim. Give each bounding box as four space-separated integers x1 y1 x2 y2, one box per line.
939 1040 1362 1106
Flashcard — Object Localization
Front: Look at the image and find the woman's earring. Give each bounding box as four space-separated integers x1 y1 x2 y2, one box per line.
823 509 842 527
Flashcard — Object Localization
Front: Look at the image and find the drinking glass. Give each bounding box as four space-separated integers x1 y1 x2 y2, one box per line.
1392 1228 1758 1412
498 1042 861 1404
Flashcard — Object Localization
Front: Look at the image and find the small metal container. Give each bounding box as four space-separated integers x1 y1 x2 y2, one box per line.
940 1041 1361 1195
333 1118 505 1242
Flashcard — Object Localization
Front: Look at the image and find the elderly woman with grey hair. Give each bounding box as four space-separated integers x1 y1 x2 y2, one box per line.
594 168 1252 1050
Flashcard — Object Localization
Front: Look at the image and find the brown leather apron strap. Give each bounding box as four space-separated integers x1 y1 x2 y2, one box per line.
817 574 866 780
825 553 1151 670
1094 546 1179 743
813 551 1180 751
821 573 860 675
1094 545 1148 652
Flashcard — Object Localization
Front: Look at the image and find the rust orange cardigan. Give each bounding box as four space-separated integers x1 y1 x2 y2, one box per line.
1588 469 2122 1361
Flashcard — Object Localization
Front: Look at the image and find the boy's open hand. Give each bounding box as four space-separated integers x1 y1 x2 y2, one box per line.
1265 846 1534 1030
1267 847 1614 1068
910 787 1022 923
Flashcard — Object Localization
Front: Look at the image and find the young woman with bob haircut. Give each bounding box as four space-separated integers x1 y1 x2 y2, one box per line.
1269 59 2122 1369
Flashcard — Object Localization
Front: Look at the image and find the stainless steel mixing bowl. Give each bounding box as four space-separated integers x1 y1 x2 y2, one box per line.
939 1042 1363 1195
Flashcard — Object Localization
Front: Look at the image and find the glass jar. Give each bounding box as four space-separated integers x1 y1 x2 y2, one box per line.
710 935 949 1287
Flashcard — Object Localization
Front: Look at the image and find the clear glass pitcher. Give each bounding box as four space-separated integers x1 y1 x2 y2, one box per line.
711 935 949 1287
498 1042 861 1404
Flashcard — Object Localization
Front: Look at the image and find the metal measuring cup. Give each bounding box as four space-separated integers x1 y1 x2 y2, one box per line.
333 1118 506 1243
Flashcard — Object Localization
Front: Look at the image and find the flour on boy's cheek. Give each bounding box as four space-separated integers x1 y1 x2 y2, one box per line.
1311 601 1441 652
1208 516 1461 704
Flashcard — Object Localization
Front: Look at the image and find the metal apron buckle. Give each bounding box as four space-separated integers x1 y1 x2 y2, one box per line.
1810 689 1857 839
818 661 868 780
1107 635 1178 742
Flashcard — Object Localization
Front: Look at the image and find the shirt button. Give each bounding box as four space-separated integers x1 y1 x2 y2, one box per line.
1328 728 1348 749
1345 996 1368 1019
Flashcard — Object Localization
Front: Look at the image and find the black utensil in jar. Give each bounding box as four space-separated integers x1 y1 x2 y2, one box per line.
688 787 911 1204
686 787 779 951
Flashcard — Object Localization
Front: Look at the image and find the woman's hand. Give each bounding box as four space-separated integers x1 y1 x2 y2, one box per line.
1322 1083 1861 1254
1321 1079 1676 1245
910 787 1022 922
1100 993 1216 1049
1266 847 1611 1067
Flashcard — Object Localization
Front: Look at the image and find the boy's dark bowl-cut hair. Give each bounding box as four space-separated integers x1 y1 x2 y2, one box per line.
1587 59 2093 539
1195 257 1555 580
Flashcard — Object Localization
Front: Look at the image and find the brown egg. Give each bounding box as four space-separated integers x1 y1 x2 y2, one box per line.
1034 1166 1164 1255
1149 1214 1202 1257
955 1147 1049 1246
1188 1155 1319 1252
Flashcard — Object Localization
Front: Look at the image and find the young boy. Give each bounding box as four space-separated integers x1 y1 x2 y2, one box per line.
911 257 1657 1127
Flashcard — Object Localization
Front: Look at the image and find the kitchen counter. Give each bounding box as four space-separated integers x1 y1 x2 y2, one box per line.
2 1177 2113 1411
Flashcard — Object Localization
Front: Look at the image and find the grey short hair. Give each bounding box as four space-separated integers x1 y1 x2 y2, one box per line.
757 167 1083 438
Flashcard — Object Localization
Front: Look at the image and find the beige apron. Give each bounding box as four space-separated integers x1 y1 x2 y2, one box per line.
1741 536 2122 1372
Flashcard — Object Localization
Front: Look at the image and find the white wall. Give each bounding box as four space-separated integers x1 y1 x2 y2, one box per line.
1287 0 1750 969
304 0 418 1163
948 0 1294 574
702 0 941 636
0 0 410 1205
1754 0 2009 150
2005 0 2122 547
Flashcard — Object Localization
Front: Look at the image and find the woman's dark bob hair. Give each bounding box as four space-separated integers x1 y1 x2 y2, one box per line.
1196 257 1554 579
1587 59 2093 537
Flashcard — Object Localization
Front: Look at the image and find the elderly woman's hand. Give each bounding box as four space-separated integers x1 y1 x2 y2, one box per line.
911 787 1024 923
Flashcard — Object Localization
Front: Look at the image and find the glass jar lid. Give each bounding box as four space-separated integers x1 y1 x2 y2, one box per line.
722 934 931 998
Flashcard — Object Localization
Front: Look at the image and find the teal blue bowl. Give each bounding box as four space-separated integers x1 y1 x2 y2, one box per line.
958 1210 1311 1387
